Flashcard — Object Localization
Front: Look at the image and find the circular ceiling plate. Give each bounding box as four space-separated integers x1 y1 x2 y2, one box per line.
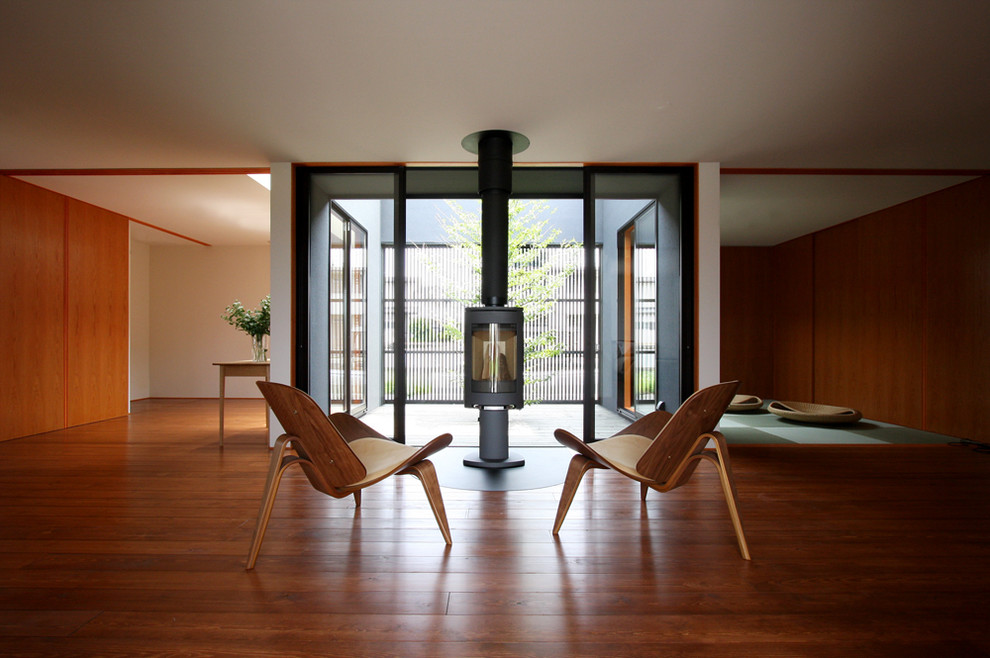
461 130 530 155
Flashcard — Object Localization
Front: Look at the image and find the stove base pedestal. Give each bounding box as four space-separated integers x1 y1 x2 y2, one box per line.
463 407 525 469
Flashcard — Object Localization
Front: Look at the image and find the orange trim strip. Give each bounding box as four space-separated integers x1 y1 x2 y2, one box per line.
583 161 699 168
127 217 211 247
11 165 983 177
720 167 990 176
62 197 70 425
295 161 701 168
286 162 404 169
1 167 270 176
6 172 214 245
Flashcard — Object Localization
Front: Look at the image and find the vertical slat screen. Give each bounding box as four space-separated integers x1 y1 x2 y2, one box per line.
384 244 595 403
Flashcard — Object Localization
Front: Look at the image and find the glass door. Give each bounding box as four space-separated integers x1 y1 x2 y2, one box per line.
329 210 346 412
591 169 691 433
617 204 657 417
348 220 367 414
329 204 367 415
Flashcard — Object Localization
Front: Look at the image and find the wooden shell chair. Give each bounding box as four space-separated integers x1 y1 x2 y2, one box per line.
552 380 751 560
247 381 453 569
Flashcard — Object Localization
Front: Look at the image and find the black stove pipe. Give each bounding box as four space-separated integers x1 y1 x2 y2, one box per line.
461 130 529 470
476 131 514 307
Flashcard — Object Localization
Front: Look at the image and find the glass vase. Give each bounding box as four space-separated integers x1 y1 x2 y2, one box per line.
251 334 268 362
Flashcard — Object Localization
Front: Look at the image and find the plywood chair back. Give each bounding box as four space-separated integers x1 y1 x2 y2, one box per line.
249 382 454 569
328 412 388 442
611 409 673 442
636 380 740 486
552 380 749 559
257 381 366 494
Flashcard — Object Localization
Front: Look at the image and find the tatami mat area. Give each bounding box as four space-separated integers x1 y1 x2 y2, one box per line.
363 402 960 447
719 406 959 445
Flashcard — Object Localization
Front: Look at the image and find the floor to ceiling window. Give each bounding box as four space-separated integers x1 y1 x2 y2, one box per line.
296 165 693 445
296 171 393 422
388 197 588 404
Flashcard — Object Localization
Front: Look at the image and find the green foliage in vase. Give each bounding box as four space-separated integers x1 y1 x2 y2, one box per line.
221 295 271 338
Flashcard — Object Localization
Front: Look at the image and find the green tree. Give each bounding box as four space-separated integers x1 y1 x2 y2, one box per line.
427 199 580 397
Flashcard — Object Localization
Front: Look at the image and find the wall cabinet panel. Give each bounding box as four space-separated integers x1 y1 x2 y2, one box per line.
1 176 129 440
66 199 130 427
856 203 925 427
813 222 863 408
720 247 774 396
814 206 925 426
772 236 814 401
924 177 990 439
1 177 66 441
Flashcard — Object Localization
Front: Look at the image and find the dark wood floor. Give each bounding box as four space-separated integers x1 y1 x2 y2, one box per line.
2 399 989 657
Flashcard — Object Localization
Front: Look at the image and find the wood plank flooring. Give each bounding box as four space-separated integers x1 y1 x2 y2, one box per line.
362 403 632 446
1 399 989 656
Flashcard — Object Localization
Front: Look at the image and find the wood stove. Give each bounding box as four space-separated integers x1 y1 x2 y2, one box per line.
460 129 529 468
464 306 524 410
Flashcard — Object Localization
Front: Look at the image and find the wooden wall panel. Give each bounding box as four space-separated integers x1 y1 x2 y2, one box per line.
766 176 986 439
720 247 774 396
0 177 66 441
813 208 926 426
65 199 129 427
771 235 814 401
924 177 990 439
813 222 863 409
856 203 925 427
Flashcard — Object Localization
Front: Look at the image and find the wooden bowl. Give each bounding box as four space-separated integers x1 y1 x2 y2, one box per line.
727 395 763 412
767 400 862 425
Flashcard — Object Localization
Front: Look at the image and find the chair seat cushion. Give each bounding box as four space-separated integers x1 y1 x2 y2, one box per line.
590 434 653 479
349 437 422 485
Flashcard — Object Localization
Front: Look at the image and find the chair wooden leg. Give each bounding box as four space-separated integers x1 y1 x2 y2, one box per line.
710 434 751 560
353 490 362 507
553 455 601 535
401 460 452 545
246 436 293 570
640 483 650 501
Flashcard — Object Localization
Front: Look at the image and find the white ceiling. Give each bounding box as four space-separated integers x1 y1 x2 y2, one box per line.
17 174 273 246
2 1 988 246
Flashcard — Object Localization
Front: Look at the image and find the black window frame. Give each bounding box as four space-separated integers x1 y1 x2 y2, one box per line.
294 164 695 443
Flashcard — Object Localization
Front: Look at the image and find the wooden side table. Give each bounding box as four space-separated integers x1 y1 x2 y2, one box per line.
213 360 270 447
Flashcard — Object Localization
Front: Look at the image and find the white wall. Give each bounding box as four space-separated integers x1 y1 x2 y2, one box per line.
696 162 721 388
129 236 151 401
268 163 293 444
149 245 271 398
